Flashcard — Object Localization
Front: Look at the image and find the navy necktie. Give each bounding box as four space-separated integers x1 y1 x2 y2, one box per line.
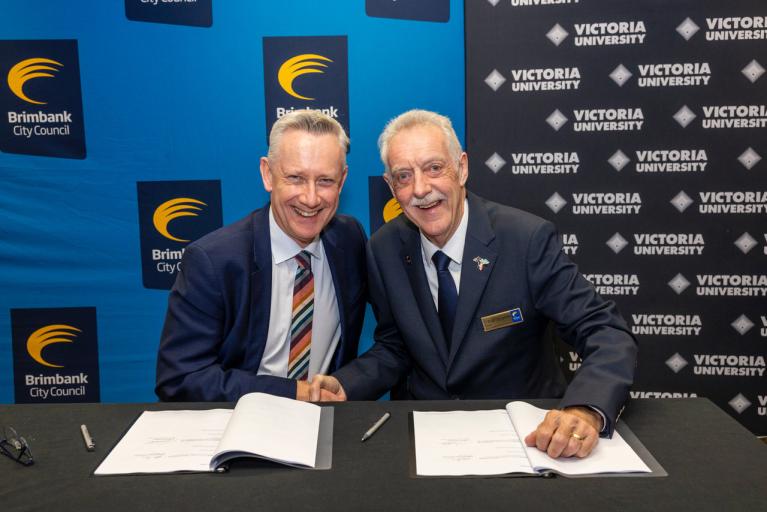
432 250 458 351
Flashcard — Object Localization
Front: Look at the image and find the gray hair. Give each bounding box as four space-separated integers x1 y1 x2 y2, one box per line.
377 109 463 174
267 109 350 165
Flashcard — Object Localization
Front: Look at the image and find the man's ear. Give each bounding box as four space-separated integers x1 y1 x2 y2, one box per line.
383 172 395 197
338 166 349 193
259 157 273 193
458 152 469 186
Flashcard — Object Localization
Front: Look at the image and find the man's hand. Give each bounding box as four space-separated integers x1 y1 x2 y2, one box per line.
524 406 602 458
296 380 313 401
308 374 347 402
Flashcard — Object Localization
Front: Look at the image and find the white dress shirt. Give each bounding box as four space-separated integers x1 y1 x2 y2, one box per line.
257 208 341 379
420 199 469 310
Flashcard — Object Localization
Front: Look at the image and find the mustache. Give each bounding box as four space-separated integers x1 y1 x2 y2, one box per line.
409 191 447 207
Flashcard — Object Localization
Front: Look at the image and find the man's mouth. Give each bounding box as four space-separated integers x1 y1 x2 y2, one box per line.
416 200 442 210
293 207 320 218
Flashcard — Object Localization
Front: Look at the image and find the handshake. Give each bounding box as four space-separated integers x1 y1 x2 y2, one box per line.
296 375 347 403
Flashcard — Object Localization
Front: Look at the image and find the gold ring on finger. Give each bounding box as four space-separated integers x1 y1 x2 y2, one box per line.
571 432 586 441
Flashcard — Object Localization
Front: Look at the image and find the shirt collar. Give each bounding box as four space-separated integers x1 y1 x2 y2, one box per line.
269 206 322 265
420 198 469 267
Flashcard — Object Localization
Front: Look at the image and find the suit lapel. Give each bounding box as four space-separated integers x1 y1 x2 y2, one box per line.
399 224 450 365
320 223 348 370
449 193 497 368
247 207 273 370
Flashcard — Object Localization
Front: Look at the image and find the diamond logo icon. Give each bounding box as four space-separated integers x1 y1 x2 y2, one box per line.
670 191 694 212
668 273 691 295
487 0 501 6
673 105 696 128
731 314 755 335
734 232 758 254
608 150 631 171
606 233 629 254
546 23 569 46
676 17 700 41
741 59 765 83
738 147 761 170
609 64 633 87
485 69 506 92
728 393 752 414
665 353 688 374
545 192 567 214
546 109 568 131
485 152 506 174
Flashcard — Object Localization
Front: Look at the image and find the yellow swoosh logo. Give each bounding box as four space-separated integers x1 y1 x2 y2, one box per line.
277 53 332 100
383 198 403 223
7 57 64 105
26 324 80 368
153 197 207 242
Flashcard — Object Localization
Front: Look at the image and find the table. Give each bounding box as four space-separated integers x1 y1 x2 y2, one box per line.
2 398 765 511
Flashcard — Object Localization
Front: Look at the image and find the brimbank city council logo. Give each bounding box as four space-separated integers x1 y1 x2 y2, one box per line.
263 36 349 139
26 324 80 368
7 57 64 104
0 39 86 158
153 197 208 242
278 54 333 101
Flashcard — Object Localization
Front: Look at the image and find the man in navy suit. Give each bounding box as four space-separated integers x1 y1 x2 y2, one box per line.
312 110 637 458
156 110 366 402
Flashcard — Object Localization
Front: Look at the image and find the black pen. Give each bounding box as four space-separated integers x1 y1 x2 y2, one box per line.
80 424 95 451
361 412 391 442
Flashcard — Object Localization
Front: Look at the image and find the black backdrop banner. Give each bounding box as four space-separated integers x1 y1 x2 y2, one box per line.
466 0 767 435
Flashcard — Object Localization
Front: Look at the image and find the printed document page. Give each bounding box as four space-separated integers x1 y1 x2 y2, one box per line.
505 402 651 475
412 410 534 476
94 409 232 475
213 392 321 468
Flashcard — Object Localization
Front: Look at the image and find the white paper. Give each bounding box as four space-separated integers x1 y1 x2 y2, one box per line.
212 392 321 469
412 410 534 476
505 402 651 475
94 409 232 475
94 393 323 475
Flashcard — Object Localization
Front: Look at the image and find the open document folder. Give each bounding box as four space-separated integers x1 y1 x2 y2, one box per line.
413 402 659 478
94 393 333 475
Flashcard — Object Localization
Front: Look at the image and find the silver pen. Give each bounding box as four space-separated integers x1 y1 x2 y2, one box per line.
361 412 391 442
80 424 95 451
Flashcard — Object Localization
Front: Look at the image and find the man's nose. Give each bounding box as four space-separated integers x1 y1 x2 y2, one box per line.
412 169 431 197
301 182 321 207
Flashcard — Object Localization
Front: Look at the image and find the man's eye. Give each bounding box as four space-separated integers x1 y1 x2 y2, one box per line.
428 163 444 174
286 175 303 184
394 171 413 184
318 178 335 186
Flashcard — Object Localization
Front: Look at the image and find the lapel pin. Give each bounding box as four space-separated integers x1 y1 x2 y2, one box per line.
473 256 490 271
405 255 412 265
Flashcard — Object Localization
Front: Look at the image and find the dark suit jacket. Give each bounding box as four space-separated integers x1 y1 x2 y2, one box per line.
334 192 637 435
155 205 367 402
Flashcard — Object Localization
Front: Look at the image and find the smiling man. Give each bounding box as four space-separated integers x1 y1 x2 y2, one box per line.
155 110 366 402
312 109 637 459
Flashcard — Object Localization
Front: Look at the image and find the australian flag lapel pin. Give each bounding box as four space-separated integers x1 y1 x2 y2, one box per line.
473 256 490 271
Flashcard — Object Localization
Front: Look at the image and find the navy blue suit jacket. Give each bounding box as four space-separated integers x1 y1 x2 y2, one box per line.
155 205 367 402
334 193 637 435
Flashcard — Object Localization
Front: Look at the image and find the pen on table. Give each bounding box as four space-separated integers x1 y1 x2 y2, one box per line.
80 424 95 451
361 412 391 442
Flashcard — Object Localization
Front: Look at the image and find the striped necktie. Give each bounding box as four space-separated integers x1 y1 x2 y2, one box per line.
288 250 313 381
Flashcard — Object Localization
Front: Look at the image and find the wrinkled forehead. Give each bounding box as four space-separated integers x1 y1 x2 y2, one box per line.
388 125 452 167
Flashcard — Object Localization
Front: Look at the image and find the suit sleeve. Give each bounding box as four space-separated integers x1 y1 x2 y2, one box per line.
332 241 412 400
527 221 637 436
155 244 296 401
